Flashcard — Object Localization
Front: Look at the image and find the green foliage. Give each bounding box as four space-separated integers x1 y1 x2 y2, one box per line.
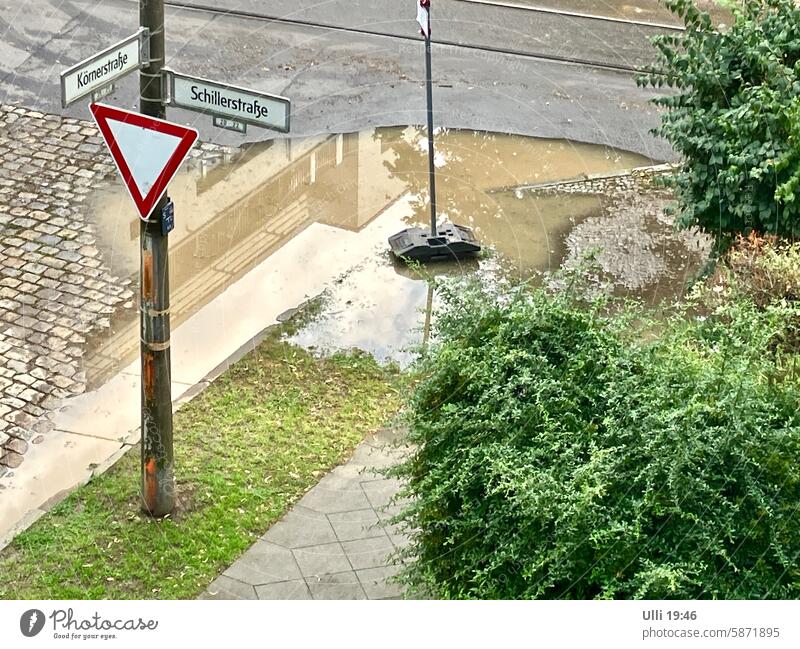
638 0 800 246
391 279 800 598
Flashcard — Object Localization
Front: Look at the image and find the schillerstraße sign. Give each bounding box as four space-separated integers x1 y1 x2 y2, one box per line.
164 69 290 133
60 29 149 108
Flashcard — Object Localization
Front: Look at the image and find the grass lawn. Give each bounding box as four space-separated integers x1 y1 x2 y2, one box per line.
0 329 401 599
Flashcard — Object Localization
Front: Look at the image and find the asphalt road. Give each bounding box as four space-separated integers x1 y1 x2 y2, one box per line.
0 0 675 160
165 0 671 68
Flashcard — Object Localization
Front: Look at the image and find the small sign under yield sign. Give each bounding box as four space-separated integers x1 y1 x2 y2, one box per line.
90 103 198 220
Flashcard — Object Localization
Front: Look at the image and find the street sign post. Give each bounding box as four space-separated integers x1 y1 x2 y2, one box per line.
388 0 481 262
164 69 291 132
90 102 198 220
60 29 149 108
62 2 291 518
417 0 430 37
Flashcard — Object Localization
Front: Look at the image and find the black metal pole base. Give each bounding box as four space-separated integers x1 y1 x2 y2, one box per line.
388 222 481 262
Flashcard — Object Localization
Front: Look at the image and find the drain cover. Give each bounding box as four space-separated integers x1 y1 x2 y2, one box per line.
388 223 481 262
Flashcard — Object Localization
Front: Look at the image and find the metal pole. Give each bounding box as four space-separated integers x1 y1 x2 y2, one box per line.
424 13 437 237
139 0 174 516
422 281 434 346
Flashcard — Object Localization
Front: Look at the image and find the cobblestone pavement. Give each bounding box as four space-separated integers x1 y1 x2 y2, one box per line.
0 104 134 476
201 427 412 600
0 104 231 477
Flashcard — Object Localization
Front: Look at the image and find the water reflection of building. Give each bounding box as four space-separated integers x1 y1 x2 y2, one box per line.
85 131 407 387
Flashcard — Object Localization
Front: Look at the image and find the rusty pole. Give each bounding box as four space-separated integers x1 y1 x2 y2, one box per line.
139 0 174 516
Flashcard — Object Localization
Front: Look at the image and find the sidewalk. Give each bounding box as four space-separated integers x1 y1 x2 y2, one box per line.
201 427 412 600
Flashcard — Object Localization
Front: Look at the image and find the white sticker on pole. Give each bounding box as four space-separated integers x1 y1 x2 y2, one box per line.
417 1 430 37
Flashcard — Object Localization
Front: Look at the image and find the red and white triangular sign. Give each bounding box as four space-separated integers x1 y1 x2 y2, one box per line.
90 103 199 220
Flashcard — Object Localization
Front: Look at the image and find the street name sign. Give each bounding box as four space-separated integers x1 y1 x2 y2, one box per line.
90 103 198 220
61 29 149 108
164 69 290 133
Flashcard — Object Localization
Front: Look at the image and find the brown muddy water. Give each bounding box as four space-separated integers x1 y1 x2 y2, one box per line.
86 126 707 373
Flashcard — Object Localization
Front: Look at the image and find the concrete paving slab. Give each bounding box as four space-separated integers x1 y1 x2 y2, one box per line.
201 575 258 600
361 477 406 510
261 505 338 549
255 579 313 600
328 508 386 542
296 478 373 514
222 540 303 585
357 565 404 600
349 442 409 470
292 541 352 578
323 461 383 482
341 536 396 571
306 571 367 600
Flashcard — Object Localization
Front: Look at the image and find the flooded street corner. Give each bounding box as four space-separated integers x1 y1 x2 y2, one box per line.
0 118 709 545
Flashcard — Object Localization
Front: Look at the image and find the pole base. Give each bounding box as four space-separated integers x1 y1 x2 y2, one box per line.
388 223 481 262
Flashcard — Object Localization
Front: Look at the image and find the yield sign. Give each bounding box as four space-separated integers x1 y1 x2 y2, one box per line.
90 103 198 220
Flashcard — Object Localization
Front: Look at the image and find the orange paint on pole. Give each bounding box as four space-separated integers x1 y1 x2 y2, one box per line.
143 352 155 401
142 248 154 300
144 457 158 508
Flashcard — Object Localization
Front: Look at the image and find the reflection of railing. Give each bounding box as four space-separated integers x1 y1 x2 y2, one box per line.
84 131 396 388
85 138 337 387
169 195 310 333
84 194 313 389
316 144 336 171
169 137 336 291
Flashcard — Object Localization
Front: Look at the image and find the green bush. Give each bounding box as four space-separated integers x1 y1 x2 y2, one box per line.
391 280 800 598
638 0 800 246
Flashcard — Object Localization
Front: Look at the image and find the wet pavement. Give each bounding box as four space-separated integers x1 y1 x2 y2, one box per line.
1 0 674 162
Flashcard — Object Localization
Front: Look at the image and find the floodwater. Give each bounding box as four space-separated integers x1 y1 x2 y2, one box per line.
86 126 708 376
3 127 712 548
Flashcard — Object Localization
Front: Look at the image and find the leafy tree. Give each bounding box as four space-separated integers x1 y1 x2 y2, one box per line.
638 0 800 247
